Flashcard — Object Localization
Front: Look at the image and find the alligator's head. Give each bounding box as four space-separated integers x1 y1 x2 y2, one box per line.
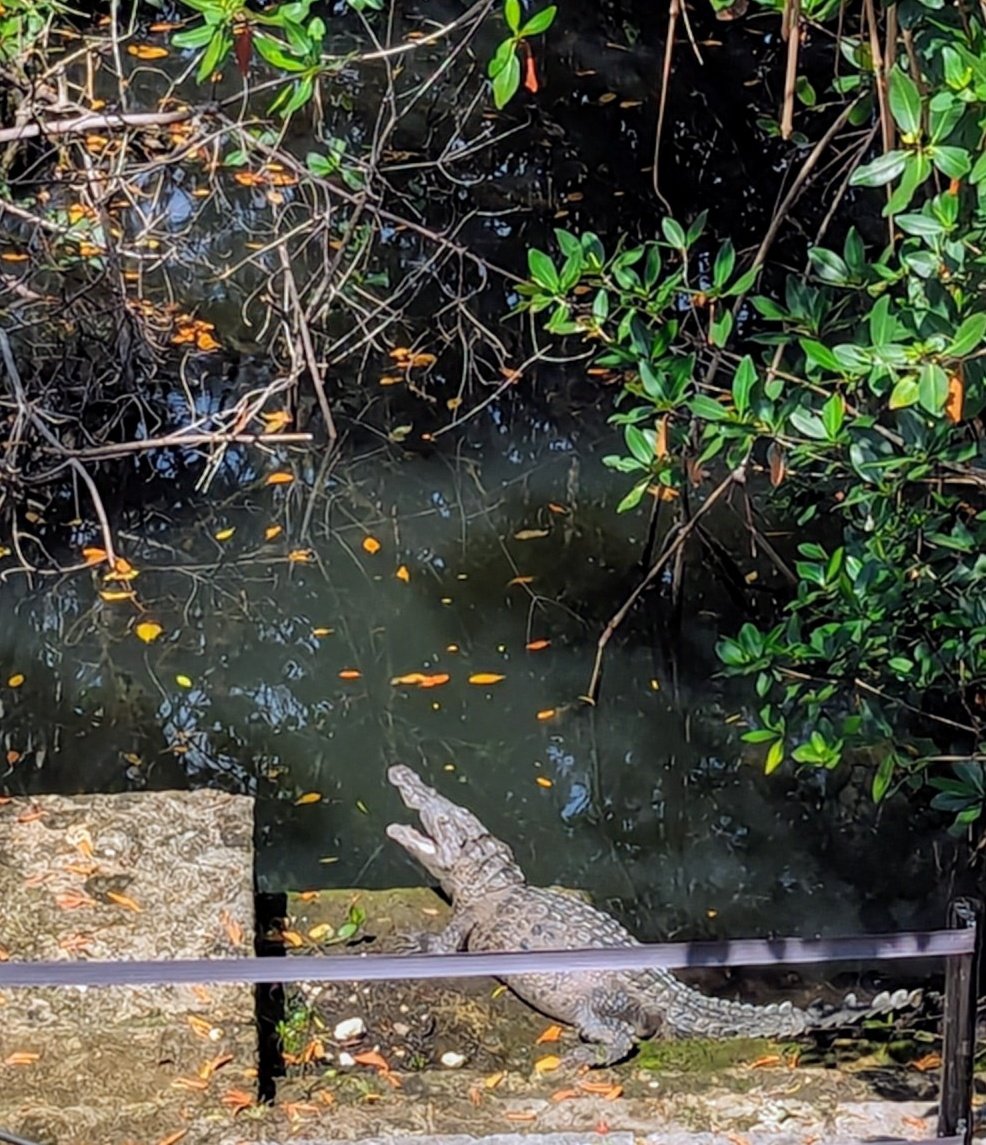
386 764 523 903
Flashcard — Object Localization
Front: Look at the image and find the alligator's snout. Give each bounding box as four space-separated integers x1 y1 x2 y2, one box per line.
388 763 432 810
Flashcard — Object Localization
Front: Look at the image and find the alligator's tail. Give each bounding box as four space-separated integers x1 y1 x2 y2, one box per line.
658 980 921 1039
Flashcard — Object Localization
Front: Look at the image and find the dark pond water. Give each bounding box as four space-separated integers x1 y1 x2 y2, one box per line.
0 0 948 944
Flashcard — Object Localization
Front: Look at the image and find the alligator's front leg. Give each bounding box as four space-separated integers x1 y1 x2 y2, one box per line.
393 911 475 954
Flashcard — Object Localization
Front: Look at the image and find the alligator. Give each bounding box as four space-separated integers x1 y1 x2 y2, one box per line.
385 764 918 1066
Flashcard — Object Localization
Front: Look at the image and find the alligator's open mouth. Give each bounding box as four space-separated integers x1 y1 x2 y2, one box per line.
385 822 437 856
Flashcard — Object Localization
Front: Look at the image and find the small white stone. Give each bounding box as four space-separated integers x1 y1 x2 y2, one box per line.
337 1051 356 1067
333 1017 366 1041
392 1022 411 1037
440 1051 467 1068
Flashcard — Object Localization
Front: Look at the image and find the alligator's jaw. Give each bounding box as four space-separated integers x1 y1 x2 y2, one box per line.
385 822 437 858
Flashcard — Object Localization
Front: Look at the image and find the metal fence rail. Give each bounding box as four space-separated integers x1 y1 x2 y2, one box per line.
0 899 980 1143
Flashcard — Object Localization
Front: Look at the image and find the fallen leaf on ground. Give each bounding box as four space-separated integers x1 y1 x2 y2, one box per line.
353 1050 391 1071
534 1055 561 1073
504 1111 538 1122
536 1024 563 1043
550 1088 580 1102
221 1088 253 1112
4 1052 41 1065
106 890 142 912
912 1052 942 1071
280 930 304 948
171 1077 208 1091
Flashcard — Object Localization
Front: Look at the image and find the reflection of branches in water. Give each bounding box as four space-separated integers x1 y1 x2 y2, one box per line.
0 0 547 577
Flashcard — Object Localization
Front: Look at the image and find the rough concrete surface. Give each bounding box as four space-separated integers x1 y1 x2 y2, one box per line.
0 789 257 1145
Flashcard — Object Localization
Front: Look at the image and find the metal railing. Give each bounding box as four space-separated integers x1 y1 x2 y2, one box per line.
0 898 980 1144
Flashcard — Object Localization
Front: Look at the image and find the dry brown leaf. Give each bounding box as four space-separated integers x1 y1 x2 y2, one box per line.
106 890 142 912
534 1055 561 1073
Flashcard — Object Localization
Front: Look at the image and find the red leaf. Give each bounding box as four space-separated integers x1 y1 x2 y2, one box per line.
523 43 539 93
234 25 252 78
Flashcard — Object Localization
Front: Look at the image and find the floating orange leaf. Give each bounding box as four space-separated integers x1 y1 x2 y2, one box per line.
214 526 235 541
468 673 505 685
7 673 24 688
1 251 29 262
106 890 142 912
408 352 437 368
362 536 381 554
536 1025 564 1044
390 672 450 688
175 674 193 688
395 564 410 582
312 627 334 637
295 792 322 805
389 347 411 360
536 709 557 722
134 621 163 644
264 524 283 541
507 575 534 586
379 375 404 386
338 669 362 680
266 471 294 486
128 44 170 59
288 548 314 563
526 639 550 651
535 776 553 788
82 546 108 565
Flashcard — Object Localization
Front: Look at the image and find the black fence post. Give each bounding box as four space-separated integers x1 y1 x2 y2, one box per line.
938 898 982 1143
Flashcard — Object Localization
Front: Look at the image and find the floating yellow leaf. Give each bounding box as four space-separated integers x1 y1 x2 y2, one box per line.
507 575 534 586
536 776 553 788
175 674 193 688
0 252 29 262
526 639 550 651
408 352 437 368
99 589 135 602
127 44 169 59
266 471 294 486
389 347 411 360
468 673 505 685
105 557 139 582
536 709 557 721
534 1055 561 1074
260 409 292 432
514 528 549 541
264 524 283 541
379 375 404 386
214 527 235 541
134 621 163 644
288 549 314 563
362 536 381 555
446 397 462 411
395 565 410 582
7 674 24 688
311 627 334 637
295 792 322 805
446 643 460 652
338 669 362 680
